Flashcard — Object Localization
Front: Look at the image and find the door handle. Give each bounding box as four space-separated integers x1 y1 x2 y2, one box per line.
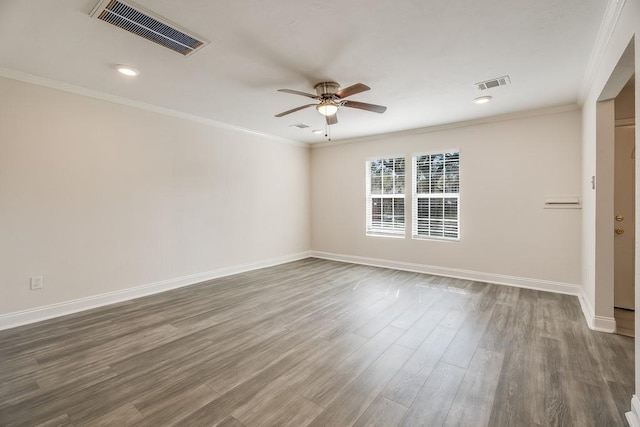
615 227 624 235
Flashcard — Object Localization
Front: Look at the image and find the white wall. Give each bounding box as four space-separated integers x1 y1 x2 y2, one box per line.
311 109 582 288
579 0 639 419
0 77 310 319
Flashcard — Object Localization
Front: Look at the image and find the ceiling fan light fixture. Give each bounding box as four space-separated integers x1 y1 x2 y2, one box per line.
473 96 492 104
316 101 339 116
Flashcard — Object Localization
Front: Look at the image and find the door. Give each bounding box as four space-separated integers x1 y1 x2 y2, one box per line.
614 125 635 309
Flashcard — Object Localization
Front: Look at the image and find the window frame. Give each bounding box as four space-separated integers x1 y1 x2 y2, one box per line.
365 155 406 238
411 150 461 241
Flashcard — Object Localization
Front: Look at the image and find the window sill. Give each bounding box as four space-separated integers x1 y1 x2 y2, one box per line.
366 232 406 239
412 235 460 242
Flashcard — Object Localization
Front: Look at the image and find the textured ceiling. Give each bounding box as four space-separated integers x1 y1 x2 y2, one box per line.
0 0 607 143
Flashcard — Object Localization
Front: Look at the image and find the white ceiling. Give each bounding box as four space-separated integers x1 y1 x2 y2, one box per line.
0 0 607 143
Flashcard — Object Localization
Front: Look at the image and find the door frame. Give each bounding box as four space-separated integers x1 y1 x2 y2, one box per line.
595 38 636 328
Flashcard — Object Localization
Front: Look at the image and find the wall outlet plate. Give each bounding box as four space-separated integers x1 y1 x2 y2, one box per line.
30 276 43 290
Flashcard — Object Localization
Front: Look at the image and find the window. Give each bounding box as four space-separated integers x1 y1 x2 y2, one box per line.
366 157 405 236
413 151 460 240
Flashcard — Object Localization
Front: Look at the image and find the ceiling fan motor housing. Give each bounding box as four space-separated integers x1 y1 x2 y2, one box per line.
315 82 340 98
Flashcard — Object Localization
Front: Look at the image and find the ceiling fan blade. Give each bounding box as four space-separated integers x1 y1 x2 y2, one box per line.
326 113 338 125
335 83 370 99
277 89 319 99
342 100 387 114
275 104 316 117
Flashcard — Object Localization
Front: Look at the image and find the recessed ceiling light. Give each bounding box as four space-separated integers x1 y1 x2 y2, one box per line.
115 65 140 77
473 96 492 104
312 129 323 135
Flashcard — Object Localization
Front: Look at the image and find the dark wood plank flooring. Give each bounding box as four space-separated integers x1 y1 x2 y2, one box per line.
0 258 634 426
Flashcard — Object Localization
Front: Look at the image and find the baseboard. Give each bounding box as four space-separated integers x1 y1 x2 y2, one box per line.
577 291 617 333
309 250 615 331
310 251 583 295
627 395 640 427
2 250 616 334
0 251 311 331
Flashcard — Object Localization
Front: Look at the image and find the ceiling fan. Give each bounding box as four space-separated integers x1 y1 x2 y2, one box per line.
275 82 387 125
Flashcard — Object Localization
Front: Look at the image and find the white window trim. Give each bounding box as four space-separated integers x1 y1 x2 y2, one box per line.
411 150 461 242
365 156 406 238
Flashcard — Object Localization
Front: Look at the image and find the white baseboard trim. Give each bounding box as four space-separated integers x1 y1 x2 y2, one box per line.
310 250 582 294
0 251 311 331
626 395 640 427
309 250 615 332
576 291 617 333
2 250 617 334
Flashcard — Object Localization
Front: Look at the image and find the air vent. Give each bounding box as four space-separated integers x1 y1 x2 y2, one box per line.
90 0 208 56
475 76 511 91
289 123 310 129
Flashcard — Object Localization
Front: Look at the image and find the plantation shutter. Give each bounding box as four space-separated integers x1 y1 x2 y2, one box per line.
366 157 405 236
413 151 460 240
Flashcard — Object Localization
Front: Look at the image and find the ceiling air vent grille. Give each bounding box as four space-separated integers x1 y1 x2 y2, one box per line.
475 76 511 91
90 0 208 56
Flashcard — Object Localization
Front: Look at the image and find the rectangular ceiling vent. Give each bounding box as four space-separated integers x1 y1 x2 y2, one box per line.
90 0 209 56
475 75 511 91
289 123 310 129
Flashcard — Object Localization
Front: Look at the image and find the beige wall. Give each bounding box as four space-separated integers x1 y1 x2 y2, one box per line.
580 0 639 405
594 100 616 319
311 110 582 285
616 78 636 120
0 77 310 316
581 2 638 320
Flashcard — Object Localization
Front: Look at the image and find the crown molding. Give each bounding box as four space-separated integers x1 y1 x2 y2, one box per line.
0 67 308 148
578 0 627 105
312 103 580 149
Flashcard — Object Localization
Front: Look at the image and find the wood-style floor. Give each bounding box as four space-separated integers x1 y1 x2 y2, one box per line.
0 258 634 426
615 307 635 338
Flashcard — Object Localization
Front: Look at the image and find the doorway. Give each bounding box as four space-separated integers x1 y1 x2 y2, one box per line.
614 75 636 337
594 38 635 338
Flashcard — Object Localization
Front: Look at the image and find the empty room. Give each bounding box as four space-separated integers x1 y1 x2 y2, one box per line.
1 0 639 426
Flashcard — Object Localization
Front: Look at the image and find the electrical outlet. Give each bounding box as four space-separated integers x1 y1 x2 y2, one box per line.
30 276 43 290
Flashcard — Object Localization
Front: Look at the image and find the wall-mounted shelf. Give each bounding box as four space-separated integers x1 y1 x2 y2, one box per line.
544 197 581 209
